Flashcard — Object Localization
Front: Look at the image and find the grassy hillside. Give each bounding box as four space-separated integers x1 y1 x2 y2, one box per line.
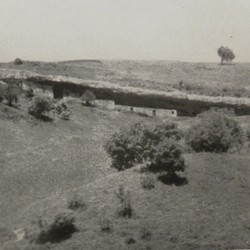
3 151 250 249
0 99 162 225
1 60 250 98
1 98 250 249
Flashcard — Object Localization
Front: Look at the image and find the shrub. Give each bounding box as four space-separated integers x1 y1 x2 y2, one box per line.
148 139 185 177
25 87 34 98
54 102 72 120
0 84 22 106
186 110 244 152
55 102 67 115
81 90 96 106
26 211 77 244
140 174 155 190
55 102 72 120
105 122 181 171
60 110 71 120
28 96 53 119
99 218 113 233
14 58 23 65
115 185 133 218
67 192 86 211
124 236 136 245
140 228 152 240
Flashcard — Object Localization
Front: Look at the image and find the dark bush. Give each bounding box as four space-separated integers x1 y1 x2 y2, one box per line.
186 110 244 152
26 211 77 244
55 102 72 120
148 139 185 177
28 96 53 119
105 122 181 171
124 236 136 245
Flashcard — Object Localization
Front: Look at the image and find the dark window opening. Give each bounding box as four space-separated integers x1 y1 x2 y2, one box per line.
152 110 156 116
130 107 134 112
53 85 64 99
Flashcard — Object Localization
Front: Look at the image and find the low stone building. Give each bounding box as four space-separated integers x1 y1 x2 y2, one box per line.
115 104 177 117
209 107 235 115
95 99 115 110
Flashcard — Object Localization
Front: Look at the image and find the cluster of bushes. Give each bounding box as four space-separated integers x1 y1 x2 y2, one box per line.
22 185 150 249
15 110 246 249
28 96 53 119
28 96 72 121
0 82 72 121
105 110 245 186
105 122 185 178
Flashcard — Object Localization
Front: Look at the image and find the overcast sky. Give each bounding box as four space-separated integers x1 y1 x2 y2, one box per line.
0 0 249 62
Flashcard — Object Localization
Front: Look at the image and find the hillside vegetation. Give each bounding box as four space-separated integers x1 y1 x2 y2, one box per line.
0 99 162 225
1 96 250 249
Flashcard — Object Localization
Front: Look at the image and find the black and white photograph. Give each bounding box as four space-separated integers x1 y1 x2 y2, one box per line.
0 1 250 249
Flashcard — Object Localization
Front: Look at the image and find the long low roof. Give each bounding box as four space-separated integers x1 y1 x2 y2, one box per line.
1 68 250 106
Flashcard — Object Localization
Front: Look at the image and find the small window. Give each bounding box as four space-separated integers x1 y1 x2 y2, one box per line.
152 110 156 116
130 107 134 112
172 111 175 115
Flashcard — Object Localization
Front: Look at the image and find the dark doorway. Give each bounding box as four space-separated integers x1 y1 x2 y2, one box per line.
152 110 156 116
53 85 64 99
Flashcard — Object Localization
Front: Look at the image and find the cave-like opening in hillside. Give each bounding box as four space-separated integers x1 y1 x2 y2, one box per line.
53 84 64 99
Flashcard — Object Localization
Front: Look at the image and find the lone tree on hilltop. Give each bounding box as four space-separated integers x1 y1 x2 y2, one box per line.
217 46 235 65
14 58 23 65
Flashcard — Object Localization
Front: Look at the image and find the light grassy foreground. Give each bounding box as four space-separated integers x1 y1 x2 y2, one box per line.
1 99 250 249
